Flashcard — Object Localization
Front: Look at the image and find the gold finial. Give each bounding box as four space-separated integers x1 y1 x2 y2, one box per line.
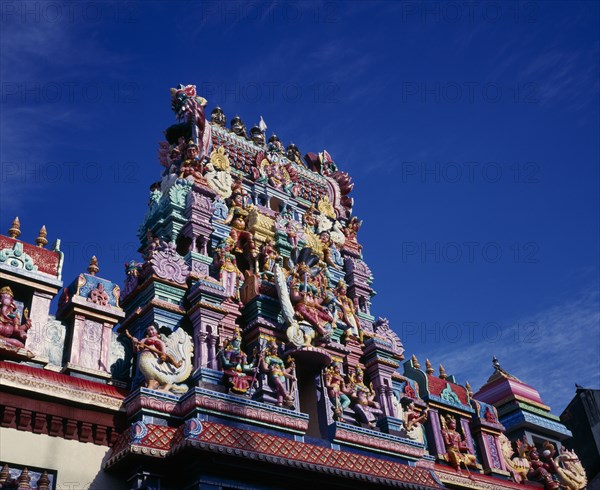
87 256 99 275
8 217 21 239
37 471 51 490
411 354 420 369
439 364 447 380
17 468 31 486
35 225 48 248
425 359 434 375
0 464 10 484
465 381 473 397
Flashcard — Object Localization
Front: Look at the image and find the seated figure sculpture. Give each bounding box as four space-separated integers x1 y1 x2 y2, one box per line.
0 286 31 349
220 328 255 395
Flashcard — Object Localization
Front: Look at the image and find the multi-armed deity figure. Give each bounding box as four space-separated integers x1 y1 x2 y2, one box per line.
220 328 256 395
260 341 296 408
274 247 335 347
347 367 382 428
0 286 31 350
324 361 352 421
440 414 479 472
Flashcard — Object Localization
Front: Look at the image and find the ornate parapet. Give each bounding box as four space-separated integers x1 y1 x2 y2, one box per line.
331 420 427 460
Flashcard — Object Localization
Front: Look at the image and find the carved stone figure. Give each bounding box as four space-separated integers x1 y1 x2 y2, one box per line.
348 368 382 428
399 397 428 443
441 414 479 471
128 324 192 394
214 238 242 299
526 446 560 490
260 341 296 408
334 280 361 340
258 239 279 279
0 286 31 349
257 145 294 193
278 248 334 345
324 361 351 421
275 208 305 249
179 140 204 183
498 434 530 484
220 328 255 395
223 182 257 264
205 146 233 198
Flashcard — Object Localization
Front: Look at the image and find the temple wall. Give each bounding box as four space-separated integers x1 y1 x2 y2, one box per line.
0 428 126 490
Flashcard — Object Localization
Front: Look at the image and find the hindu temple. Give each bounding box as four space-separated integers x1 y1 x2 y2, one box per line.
0 84 590 490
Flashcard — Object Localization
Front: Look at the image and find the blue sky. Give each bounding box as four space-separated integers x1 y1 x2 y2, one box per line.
1 0 598 414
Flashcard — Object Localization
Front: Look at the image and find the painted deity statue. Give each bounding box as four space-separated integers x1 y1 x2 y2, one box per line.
348 368 382 428
324 362 352 421
441 414 479 472
343 216 362 242
258 239 280 279
288 259 333 339
334 280 362 340
399 397 428 443
274 248 335 347
220 328 255 395
524 442 587 490
319 231 342 270
257 142 294 193
274 207 305 249
128 324 192 394
498 435 530 484
260 341 296 408
179 140 204 183
0 286 31 349
223 182 257 264
214 238 242 299
526 446 560 490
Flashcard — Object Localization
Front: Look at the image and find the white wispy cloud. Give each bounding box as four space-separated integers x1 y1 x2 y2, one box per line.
406 283 599 414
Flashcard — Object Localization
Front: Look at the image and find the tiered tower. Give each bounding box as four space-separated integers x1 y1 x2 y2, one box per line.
0 84 588 490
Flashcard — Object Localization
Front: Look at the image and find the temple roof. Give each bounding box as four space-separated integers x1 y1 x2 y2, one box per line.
475 357 549 410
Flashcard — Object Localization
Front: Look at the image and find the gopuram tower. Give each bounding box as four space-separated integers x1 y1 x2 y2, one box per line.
0 84 586 490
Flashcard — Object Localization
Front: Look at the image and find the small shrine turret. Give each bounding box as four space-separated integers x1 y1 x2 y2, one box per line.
56 256 125 381
0 219 63 361
475 357 572 449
